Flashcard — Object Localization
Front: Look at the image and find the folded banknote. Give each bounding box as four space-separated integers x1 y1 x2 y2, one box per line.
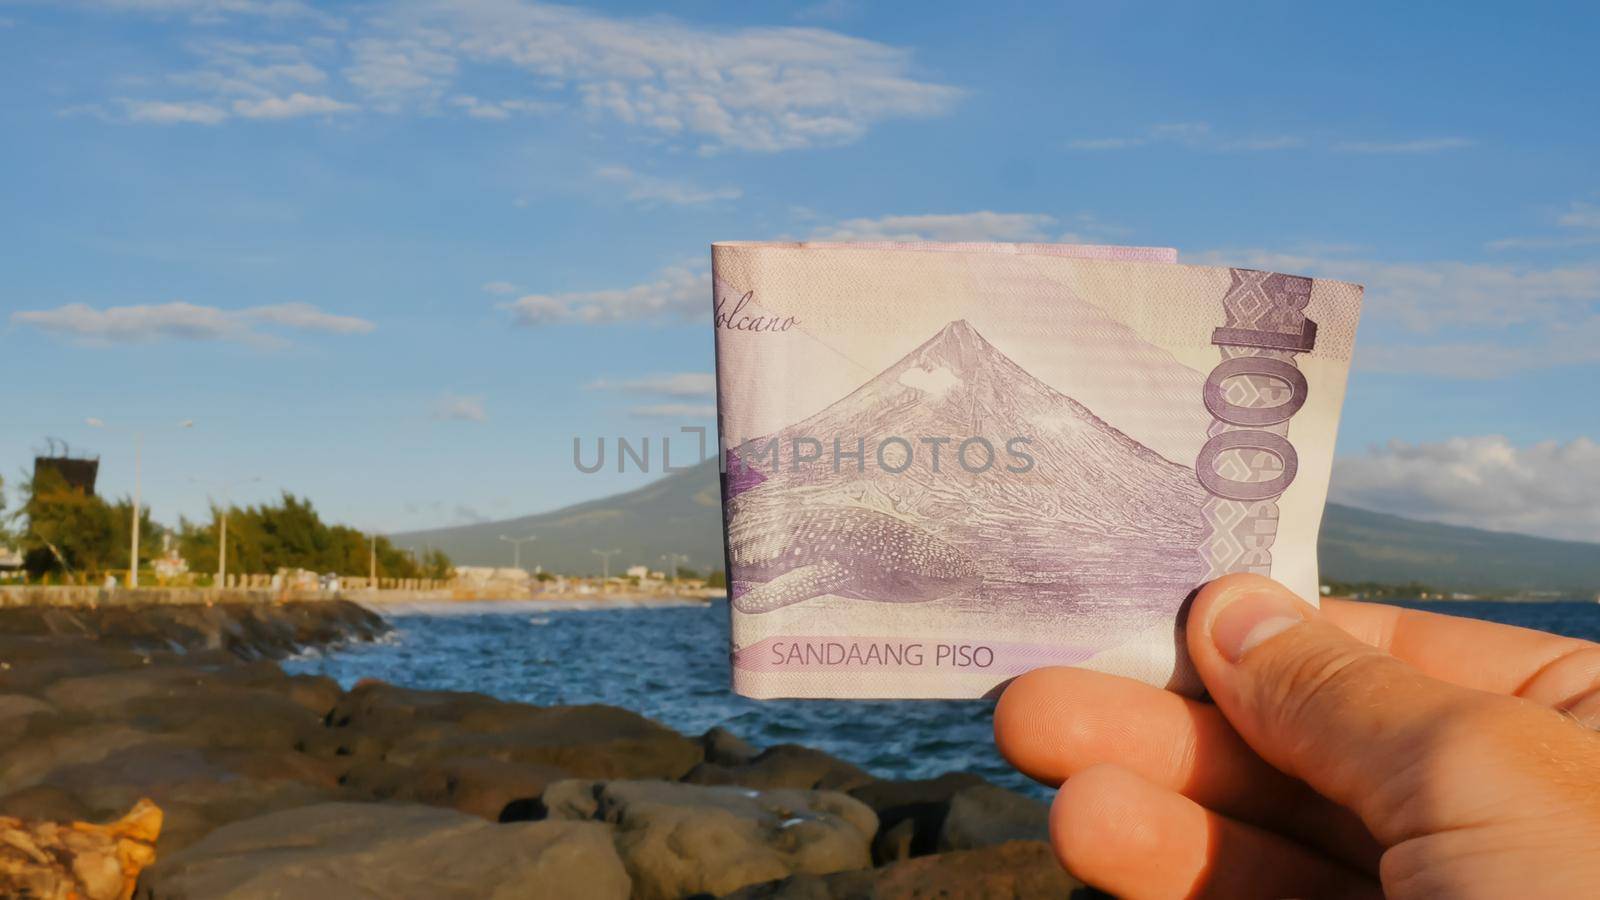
711 241 1363 699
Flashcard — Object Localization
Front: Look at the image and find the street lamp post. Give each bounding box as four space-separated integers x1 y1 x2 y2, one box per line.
592 548 620 590
499 534 537 572
660 553 689 585
88 417 192 588
191 475 261 586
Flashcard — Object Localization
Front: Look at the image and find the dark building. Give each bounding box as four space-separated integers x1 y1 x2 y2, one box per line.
33 455 99 495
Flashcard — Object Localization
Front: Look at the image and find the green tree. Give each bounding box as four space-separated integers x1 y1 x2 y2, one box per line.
175 492 451 579
706 569 727 589
18 468 157 579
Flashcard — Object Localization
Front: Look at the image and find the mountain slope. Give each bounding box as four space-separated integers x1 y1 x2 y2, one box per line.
394 459 726 576
1318 503 1600 595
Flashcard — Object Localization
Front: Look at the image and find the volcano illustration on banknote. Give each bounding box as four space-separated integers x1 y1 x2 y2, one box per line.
725 318 1208 619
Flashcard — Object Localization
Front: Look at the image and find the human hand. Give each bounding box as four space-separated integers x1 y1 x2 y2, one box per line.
994 573 1600 899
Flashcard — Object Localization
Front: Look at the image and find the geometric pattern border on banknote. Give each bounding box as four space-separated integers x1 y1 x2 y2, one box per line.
1198 269 1317 579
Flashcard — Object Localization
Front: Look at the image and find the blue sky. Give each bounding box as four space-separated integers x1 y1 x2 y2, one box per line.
1 0 1597 543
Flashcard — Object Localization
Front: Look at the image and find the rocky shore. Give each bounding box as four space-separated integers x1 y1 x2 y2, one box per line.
0 602 1086 899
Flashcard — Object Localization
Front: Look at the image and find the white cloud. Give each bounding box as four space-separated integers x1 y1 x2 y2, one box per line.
244 301 374 334
232 92 353 118
109 40 353 124
345 35 457 112
813 211 1058 242
1355 315 1600 378
66 1 961 149
448 94 558 120
1065 136 1146 151
1068 124 1468 155
629 403 717 418
1559 202 1600 230
61 0 340 26
1067 122 1303 153
122 99 228 124
1489 200 1600 251
501 261 707 326
481 280 519 295
175 39 328 94
1331 436 1600 542
11 301 374 344
347 1 961 151
595 165 741 206
1333 137 1475 154
431 393 488 423
795 0 857 21
496 209 1125 327
588 373 715 396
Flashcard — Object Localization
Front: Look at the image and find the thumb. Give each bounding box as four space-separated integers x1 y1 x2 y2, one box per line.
1186 573 1543 844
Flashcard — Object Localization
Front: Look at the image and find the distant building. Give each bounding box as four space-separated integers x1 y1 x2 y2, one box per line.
0 546 23 579
34 453 99 495
625 565 650 579
152 549 189 580
454 566 532 585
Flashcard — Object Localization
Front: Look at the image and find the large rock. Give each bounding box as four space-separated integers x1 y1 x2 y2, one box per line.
847 772 989 863
541 779 877 900
722 840 1087 899
682 744 875 792
936 785 1050 852
136 802 629 900
0 636 156 694
0 785 94 823
322 683 702 779
32 742 342 853
341 756 570 821
0 601 388 660
699 726 759 766
0 693 56 745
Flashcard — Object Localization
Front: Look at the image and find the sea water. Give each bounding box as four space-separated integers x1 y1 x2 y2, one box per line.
285 598 1600 799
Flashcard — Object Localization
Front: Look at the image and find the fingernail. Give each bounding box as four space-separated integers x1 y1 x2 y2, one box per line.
1210 588 1307 663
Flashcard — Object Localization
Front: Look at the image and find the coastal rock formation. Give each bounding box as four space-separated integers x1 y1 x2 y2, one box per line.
539 779 877 899
936 784 1051 851
721 840 1087 899
699 725 759 766
320 682 703 779
683 743 876 792
341 756 569 822
0 600 388 660
846 772 989 863
0 798 162 900
136 802 628 900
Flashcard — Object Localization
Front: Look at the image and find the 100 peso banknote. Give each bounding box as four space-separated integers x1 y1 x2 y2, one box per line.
711 241 1363 699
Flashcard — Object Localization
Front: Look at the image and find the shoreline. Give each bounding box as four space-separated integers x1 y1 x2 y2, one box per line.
0 584 722 609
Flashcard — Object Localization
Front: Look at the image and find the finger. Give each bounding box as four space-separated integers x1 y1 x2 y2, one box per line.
995 666 1380 869
1051 764 1380 900
1323 598 1600 708
1189 573 1591 844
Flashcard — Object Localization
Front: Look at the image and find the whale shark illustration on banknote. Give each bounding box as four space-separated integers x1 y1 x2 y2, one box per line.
712 242 1363 699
